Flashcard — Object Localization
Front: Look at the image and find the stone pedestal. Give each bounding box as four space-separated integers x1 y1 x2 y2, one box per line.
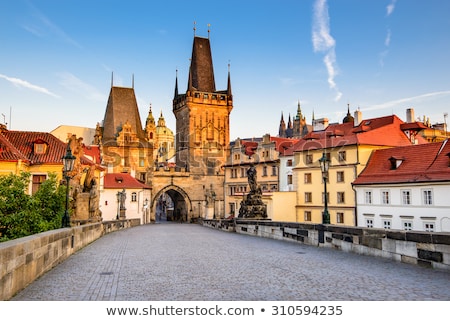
238 189 268 219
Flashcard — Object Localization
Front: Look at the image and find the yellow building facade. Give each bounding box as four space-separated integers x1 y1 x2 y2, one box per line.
293 114 428 226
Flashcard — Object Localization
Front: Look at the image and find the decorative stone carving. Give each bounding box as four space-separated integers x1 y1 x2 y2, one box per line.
238 164 268 219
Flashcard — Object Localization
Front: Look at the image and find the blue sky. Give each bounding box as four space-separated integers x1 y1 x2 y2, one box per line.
1 0 449 140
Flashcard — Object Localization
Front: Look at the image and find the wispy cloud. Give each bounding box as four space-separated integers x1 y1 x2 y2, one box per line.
22 3 81 49
380 0 397 66
361 91 450 112
386 0 397 17
312 0 342 101
57 72 105 102
0 73 59 98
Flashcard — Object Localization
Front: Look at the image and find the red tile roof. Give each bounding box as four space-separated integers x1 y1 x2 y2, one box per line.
353 140 450 185
0 130 67 165
290 115 427 153
104 173 151 189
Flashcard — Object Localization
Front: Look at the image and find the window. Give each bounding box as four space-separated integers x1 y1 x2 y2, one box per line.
338 151 346 162
336 171 344 183
304 192 312 203
304 173 312 184
230 168 238 178
402 190 411 205
131 192 137 202
403 221 413 231
366 218 374 228
32 174 46 194
262 166 267 176
234 153 240 161
424 222 435 232
337 192 345 204
365 191 372 204
272 166 277 176
34 143 47 154
304 211 312 221
423 189 433 205
287 174 293 185
382 220 392 229
381 190 390 205
305 154 313 164
287 159 293 166
337 212 344 224
322 192 329 204
240 168 246 177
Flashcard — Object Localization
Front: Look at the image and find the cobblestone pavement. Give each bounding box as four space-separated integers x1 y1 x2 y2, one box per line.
11 223 450 301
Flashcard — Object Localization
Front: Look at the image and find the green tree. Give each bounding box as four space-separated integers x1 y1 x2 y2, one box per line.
0 172 66 242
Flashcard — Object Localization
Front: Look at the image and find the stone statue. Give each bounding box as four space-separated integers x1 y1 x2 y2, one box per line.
238 163 268 219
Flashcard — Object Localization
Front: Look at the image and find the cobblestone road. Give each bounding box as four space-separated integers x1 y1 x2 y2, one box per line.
11 223 450 301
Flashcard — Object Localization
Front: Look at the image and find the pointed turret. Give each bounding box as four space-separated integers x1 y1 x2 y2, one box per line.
187 36 216 92
343 103 354 124
279 112 287 137
174 69 179 98
227 63 232 98
102 86 146 142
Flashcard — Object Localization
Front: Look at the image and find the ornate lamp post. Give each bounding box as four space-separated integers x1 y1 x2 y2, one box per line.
61 144 76 228
319 152 331 224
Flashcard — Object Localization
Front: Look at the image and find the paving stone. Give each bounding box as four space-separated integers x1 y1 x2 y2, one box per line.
10 223 450 301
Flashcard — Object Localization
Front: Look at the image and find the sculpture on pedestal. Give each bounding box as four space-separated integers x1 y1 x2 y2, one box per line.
238 164 267 219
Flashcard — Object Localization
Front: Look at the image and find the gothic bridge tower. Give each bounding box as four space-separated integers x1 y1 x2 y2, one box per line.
173 35 233 175
148 34 233 221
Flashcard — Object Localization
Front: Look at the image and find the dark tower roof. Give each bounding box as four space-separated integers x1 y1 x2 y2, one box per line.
187 36 216 92
102 86 146 141
343 103 355 124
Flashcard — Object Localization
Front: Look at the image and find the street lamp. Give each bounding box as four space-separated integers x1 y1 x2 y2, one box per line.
61 144 76 228
319 152 331 224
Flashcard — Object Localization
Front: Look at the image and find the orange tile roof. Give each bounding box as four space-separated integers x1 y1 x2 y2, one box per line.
291 115 426 153
353 140 450 185
104 173 151 189
0 130 67 165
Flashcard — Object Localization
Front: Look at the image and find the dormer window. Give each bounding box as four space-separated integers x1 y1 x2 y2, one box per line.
33 139 48 154
115 176 123 183
447 152 450 167
389 156 404 170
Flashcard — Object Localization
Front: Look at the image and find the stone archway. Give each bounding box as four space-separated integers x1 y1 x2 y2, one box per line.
151 185 193 222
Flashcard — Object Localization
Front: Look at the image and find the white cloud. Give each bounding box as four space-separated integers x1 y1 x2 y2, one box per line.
57 72 105 102
312 0 342 101
0 73 59 98
361 91 450 112
24 3 81 49
386 0 397 17
385 29 391 47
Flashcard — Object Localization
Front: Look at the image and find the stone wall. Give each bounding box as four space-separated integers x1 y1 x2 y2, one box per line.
0 219 140 301
202 219 450 271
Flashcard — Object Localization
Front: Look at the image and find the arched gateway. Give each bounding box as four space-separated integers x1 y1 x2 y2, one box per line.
151 185 192 222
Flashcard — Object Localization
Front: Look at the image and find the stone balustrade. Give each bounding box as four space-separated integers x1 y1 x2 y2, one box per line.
202 219 450 271
0 219 139 301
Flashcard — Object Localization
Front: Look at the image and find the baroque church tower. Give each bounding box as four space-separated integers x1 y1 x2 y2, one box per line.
173 35 233 176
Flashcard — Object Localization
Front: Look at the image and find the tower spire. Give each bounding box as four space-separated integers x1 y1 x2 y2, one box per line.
193 21 196 36
227 62 232 97
174 69 179 98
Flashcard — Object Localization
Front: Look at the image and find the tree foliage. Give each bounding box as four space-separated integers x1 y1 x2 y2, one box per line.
0 172 66 242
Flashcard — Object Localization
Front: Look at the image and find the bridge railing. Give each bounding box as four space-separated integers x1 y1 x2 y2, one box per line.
0 219 140 301
202 219 450 271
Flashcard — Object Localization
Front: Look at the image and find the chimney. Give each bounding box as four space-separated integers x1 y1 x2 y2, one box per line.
354 109 362 126
406 108 415 123
313 118 329 131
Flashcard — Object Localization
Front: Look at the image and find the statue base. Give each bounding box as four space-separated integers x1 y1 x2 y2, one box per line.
238 190 268 219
